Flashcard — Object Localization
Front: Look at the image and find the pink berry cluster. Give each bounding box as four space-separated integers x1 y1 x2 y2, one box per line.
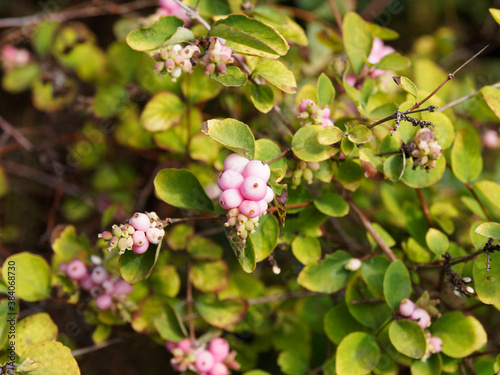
99 212 165 255
60 258 133 310
291 160 320 188
199 38 234 76
218 154 274 243
151 44 200 81
298 99 334 127
166 337 239 374
1 45 31 72
410 128 443 171
399 298 442 357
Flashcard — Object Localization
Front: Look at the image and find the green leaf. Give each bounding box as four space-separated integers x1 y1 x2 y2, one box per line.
225 226 256 273
366 22 399 40
473 251 500 304
2 64 40 93
209 14 289 59
431 312 487 358
33 21 60 55
24 341 80 375
333 160 364 191
292 236 321 266
342 12 373 75
361 256 390 298
425 228 449 256
151 264 180 298
480 85 500 119
388 320 427 359
253 60 297 94
348 125 372 144
410 352 442 375
336 332 380 375
200 118 255 159
250 84 274 113
51 225 90 262
401 156 446 188
131 296 170 334
451 126 482 183
2 252 51 302
475 180 500 210
474 222 500 239
317 73 335 107
393 76 418 99
187 236 223 260
92 324 111 344
0 300 14 348
210 66 248 87
119 242 161 284
277 351 309 375
341 136 355 156
490 8 500 25
384 154 406 182
297 251 351 293
292 125 339 162
376 53 411 71
126 16 192 51
93 85 128 118
17 357 41 373
182 66 223 105
191 259 229 293
317 126 344 145
195 294 248 329
421 112 455 150
140 92 185 132
314 192 349 217
153 303 188 342
324 303 366 345
154 168 214 213
383 260 411 310
16 313 58 357
251 214 279 262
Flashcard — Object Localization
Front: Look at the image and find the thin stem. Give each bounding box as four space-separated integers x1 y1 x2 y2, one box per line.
465 182 491 221
266 149 291 165
71 337 123 357
0 116 33 151
416 189 433 228
187 261 195 341
168 215 223 225
437 82 500 113
171 0 211 30
327 0 343 32
273 104 296 134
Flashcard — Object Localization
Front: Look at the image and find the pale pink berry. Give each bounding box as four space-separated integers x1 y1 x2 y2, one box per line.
219 189 244 210
399 298 416 317
59 262 68 273
209 338 230 362
239 200 261 218
133 230 148 246
146 227 164 245
98 231 113 240
241 160 271 182
483 129 499 149
95 293 113 310
132 241 149 254
257 200 268 215
129 212 151 231
80 275 95 291
410 308 431 329
217 170 244 191
223 153 249 174
208 362 229 375
240 176 267 201
195 350 215 372
177 338 192 354
165 340 177 352
66 259 88 280
112 280 133 296
428 336 443 354
299 99 315 112
264 186 274 203
91 266 108 284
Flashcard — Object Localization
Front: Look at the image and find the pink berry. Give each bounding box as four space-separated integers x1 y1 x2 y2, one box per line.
399 299 416 317
242 160 271 182
195 350 215 372
146 227 164 245
165 340 177 352
410 308 431 329
91 266 108 284
129 212 151 231
132 241 149 254
239 200 261 218
240 176 267 201
219 189 244 210
177 338 192 354
209 338 230 362
66 259 88 280
80 275 95 291
133 230 148 246
95 293 113 310
223 153 249 174
428 336 443 353
208 362 229 375
264 186 274 203
257 199 268 215
59 262 68 273
217 170 244 191
112 280 133 296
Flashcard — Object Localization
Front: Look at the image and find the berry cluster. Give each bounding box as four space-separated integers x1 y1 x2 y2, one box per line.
61 258 133 310
399 298 442 358
166 338 239 374
298 99 334 127
151 44 200 82
291 160 320 188
218 154 273 243
410 128 443 171
99 212 165 254
199 38 235 76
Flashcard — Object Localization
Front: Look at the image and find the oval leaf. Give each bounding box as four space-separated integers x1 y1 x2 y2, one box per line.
336 332 380 375
277 351 309 375
292 236 321 266
317 126 343 145
376 53 411 71
314 192 349 217
324 303 366 345
393 76 418 99
473 251 500 304
401 155 446 188
253 60 297 94
388 320 427 359
190 259 229 293
348 125 372 144
480 85 500 119
317 73 335 107
226 226 256 273
195 294 248 329
153 303 188 342
342 13 373 75
250 84 274 113
425 228 449 256
17 313 58 357
119 242 161 284
475 180 500 210
298 251 351 293
384 154 406 182
24 341 80 375
251 214 279 262
451 126 483 183
211 66 248 87
126 16 188 51
383 260 411 310
474 222 500 239
140 92 186 132
292 125 339 162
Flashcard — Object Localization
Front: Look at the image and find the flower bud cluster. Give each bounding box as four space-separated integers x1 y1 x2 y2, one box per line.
99 212 164 255
291 160 320 188
298 99 334 127
166 337 240 374
150 44 200 81
60 258 133 311
1 45 31 72
410 128 443 171
199 38 234 76
218 154 273 244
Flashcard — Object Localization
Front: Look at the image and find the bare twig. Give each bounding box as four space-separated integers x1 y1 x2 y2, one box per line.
71 337 124 357
416 189 433 228
171 0 211 30
437 82 500 113
0 116 33 151
187 261 195 341
465 182 492 221
327 0 343 32
266 148 291 165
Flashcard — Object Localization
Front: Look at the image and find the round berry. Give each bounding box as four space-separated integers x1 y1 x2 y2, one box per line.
132 241 149 254
264 186 274 203
223 153 249 174
195 350 215 372
217 170 244 191
112 280 133 296
177 338 192 354
96 293 113 310
66 259 88 280
208 362 229 375
80 275 95 291
146 227 164 245
410 308 431 329
241 160 271 182
428 336 443 354
209 338 230 362
240 176 267 201
132 230 148 246
239 200 261 218
91 266 108 284
257 199 268 215
129 212 151 231
219 189 244 210
399 298 416 317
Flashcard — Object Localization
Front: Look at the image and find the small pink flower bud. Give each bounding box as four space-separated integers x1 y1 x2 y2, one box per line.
165 340 177 352
67 259 88 280
129 213 151 232
177 338 192 354
241 160 271 182
399 298 416 317
96 293 113 310
410 308 431 329
98 231 113 240
428 336 443 353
